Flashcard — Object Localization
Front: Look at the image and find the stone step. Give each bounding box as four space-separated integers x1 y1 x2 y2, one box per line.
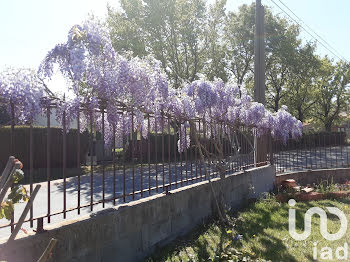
301 187 314 194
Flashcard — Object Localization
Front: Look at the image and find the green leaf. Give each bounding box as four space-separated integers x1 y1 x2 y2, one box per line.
13 169 24 184
1 201 14 220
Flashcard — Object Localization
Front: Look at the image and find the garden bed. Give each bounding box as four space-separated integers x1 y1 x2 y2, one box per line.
276 179 350 202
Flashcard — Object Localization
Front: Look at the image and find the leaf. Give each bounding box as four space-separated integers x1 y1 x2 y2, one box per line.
223 241 232 249
8 185 23 203
2 201 14 220
13 169 24 184
21 187 29 201
0 206 5 219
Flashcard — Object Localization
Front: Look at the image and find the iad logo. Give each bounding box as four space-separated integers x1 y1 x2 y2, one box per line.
288 199 347 241
288 199 349 260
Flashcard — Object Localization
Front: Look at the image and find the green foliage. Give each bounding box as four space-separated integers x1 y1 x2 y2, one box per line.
203 0 228 82
108 0 207 87
107 1 350 129
0 169 29 220
224 4 255 87
265 15 302 112
107 0 146 57
315 178 337 194
312 58 350 131
283 43 320 121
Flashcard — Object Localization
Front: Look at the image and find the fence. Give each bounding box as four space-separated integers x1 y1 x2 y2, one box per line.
273 132 349 174
0 101 264 236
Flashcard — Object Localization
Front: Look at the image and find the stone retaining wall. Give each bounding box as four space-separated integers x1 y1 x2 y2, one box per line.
0 165 275 262
275 168 350 186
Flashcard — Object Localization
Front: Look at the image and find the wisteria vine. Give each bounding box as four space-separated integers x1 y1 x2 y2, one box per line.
0 67 44 124
0 19 302 153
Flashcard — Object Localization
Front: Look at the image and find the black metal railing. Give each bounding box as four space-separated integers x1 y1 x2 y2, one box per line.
273 132 349 174
0 102 262 236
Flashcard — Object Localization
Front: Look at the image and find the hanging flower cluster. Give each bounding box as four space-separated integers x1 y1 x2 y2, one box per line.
0 67 44 124
173 79 302 151
1 19 302 151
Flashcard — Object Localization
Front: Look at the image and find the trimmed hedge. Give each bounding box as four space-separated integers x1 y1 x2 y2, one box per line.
0 105 10 125
129 132 253 162
274 132 347 152
0 126 89 172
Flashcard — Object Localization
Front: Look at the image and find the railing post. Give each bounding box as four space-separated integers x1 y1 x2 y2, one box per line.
140 125 144 197
168 116 171 188
102 106 105 207
122 113 126 202
63 105 67 219
155 116 158 192
253 128 257 168
174 119 177 187
148 114 151 195
10 100 15 232
131 110 135 199
90 110 94 211
269 133 273 165
162 113 165 189
77 109 81 214
30 122 34 227
113 124 116 205
46 103 51 224
10 100 15 155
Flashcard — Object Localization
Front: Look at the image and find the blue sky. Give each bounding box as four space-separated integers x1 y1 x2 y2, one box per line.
0 0 117 69
225 0 350 61
1 0 349 93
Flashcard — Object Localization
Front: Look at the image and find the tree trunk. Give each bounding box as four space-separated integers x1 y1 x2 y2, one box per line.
274 98 279 112
297 107 303 122
325 121 332 132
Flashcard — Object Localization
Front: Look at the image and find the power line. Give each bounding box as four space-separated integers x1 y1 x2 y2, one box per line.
267 0 349 63
269 0 348 62
275 0 347 62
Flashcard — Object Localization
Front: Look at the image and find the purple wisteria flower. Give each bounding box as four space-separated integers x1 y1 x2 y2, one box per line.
1 19 302 147
0 67 44 124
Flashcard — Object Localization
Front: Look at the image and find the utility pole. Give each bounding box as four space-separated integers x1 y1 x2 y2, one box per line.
254 0 265 104
254 0 267 163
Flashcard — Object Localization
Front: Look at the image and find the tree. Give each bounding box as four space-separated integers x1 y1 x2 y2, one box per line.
224 4 255 89
264 13 300 112
284 43 320 122
202 0 228 82
108 0 207 87
107 0 147 57
224 3 303 109
107 2 350 131
312 58 350 131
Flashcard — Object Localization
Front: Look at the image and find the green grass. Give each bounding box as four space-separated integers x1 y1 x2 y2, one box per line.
146 197 350 262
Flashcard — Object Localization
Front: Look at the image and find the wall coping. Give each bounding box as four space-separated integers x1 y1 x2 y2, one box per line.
277 167 350 177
